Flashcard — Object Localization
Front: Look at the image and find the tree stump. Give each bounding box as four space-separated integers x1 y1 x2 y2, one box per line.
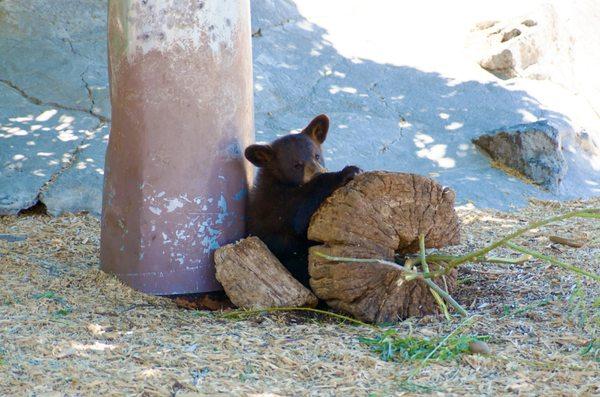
214 237 318 309
308 171 460 323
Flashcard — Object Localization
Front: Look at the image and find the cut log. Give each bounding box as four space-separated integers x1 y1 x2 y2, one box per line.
214 236 318 309
308 171 460 323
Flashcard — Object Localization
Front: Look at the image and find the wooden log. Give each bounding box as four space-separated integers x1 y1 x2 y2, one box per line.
308 171 461 323
214 236 318 309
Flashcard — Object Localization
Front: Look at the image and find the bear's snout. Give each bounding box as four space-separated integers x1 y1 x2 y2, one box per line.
303 160 327 183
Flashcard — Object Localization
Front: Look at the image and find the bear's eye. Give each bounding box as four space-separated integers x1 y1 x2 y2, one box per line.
315 154 320 160
294 161 303 169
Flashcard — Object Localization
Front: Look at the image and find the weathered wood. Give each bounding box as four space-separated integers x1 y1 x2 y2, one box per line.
308 171 461 323
214 236 318 309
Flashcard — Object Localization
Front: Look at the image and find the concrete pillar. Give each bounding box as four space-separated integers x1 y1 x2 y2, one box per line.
101 0 253 294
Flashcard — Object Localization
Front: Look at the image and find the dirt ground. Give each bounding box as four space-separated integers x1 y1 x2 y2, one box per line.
1 199 599 396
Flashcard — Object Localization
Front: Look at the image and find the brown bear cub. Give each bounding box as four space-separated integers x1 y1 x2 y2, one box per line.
245 114 361 286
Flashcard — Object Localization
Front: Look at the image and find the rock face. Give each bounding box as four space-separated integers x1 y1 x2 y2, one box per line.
474 6 561 81
214 237 318 309
474 1 600 121
0 0 108 215
307 171 460 323
473 121 567 191
477 19 542 80
2 0 600 215
479 48 519 79
39 125 109 216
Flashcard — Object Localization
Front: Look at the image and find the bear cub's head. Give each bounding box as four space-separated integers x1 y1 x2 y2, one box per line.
245 115 330 186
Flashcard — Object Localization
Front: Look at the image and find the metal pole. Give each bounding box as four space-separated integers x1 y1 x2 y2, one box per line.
101 0 253 294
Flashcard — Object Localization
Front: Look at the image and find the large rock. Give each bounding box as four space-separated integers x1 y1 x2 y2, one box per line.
473 121 567 191
0 85 101 215
473 0 600 121
474 4 564 81
40 124 108 216
0 0 108 215
0 0 109 119
476 18 545 80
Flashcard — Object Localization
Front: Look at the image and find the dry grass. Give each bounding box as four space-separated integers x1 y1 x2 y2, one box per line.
0 198 599 396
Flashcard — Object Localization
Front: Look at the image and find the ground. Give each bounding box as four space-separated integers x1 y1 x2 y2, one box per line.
1 0 600 215
1 1 599 395
1 199 598 396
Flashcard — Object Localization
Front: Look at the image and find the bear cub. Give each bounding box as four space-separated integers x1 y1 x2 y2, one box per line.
245 114 361 286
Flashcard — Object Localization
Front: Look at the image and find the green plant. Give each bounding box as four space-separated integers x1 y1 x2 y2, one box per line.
223 306 375 328
567 278 588 326
580 339 599 362
360 330 488 362
501 299 552 319
53 308 72 317
33 291 57 299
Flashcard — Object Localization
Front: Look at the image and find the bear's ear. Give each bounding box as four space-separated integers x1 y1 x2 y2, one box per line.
302 114 329 144
245 144 274 167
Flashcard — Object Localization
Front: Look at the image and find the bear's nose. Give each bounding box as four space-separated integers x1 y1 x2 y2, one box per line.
314 161 327 174
303 160 327 183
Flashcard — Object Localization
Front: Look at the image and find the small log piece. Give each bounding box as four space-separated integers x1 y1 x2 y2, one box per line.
308 171 461 323
214 236 318 309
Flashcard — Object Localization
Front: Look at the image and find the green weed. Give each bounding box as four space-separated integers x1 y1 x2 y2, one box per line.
580 339 599 362
359 329 489 362
33 291 57 299
53 308 72 317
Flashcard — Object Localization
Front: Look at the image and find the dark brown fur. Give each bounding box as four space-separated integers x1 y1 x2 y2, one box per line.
245 115 360 285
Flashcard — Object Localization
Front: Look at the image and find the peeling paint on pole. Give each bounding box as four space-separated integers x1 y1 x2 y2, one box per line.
101 0 253 294
126 0 241 58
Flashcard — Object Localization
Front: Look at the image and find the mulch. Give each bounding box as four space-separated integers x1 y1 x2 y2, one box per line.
0 197 598 396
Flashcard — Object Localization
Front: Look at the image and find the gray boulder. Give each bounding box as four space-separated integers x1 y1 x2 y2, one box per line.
473 121 567 191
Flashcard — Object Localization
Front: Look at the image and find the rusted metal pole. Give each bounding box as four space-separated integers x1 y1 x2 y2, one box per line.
101 0 253 294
